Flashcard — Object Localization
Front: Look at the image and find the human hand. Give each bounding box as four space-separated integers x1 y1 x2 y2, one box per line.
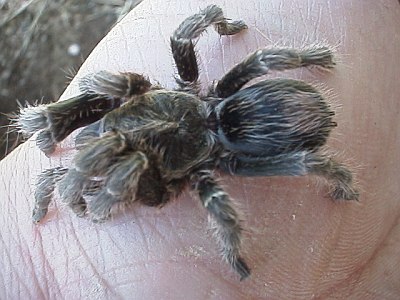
1 0 399 298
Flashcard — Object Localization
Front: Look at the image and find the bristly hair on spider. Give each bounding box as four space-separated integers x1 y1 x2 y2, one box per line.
16 4 359 280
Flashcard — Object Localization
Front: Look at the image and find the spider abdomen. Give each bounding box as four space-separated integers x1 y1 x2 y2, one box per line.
216 79 336 156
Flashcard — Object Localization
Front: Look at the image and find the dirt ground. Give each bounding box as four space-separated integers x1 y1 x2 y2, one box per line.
0 0 142 160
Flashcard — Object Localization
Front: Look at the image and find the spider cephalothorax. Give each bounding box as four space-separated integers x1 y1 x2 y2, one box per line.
17 5 359 280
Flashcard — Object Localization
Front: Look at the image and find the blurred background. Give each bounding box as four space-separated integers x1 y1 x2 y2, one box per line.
0 0 143 160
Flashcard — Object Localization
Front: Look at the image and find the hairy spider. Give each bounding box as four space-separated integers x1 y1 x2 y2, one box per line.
17 5 359 280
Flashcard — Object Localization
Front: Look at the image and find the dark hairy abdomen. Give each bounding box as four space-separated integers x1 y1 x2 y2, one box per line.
217 79 336 156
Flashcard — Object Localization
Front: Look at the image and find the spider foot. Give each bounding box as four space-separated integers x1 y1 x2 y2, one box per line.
331 184 360 201
214 19 247 35
232 256 251 281
300 46 336 69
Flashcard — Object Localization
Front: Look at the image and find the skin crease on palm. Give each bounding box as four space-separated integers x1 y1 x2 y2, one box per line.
0 0 399 299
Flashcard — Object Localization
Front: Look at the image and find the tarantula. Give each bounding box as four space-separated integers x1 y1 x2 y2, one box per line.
17 5 359 280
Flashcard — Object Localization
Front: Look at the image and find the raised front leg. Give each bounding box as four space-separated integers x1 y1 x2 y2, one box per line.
216 46 335 97
171 5 247 84
191 170 251 280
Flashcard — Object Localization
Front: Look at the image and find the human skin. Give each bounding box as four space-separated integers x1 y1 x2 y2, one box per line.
1 0 399 299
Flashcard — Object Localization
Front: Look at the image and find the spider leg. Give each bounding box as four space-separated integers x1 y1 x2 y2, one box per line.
171 4 247 84
58 169 90 217
220 152 313 177
18 72 151 155
75 119 103 149
192 170 251 280
19 94 120 155
32 166 68 223
58 130 129 217
79 71 151 98
220 151 359 201
215 46 335 97
88 151 148 222
305 152 359 201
